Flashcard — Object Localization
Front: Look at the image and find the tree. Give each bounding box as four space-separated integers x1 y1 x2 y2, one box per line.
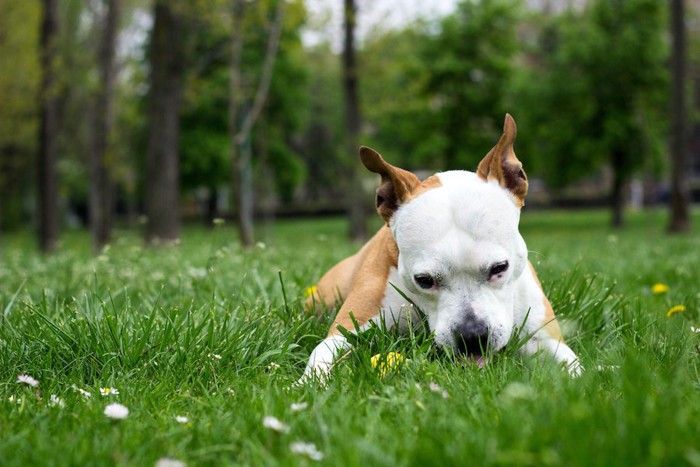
229 0 286 247
342 0 368 241
668 0 690 233
38 0 60 253
421 0 521 170
517 0 668 227
90 0 120 251
144 0 187 245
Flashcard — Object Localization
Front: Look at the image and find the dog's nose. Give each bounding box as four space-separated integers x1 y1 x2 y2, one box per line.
453 321 490 355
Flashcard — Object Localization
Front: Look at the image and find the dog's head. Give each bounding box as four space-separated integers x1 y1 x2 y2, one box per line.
361 114 529 363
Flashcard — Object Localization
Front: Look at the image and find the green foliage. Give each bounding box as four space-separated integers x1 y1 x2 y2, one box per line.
1 210 699 464
179 0 309 200
0 1 40 227
515 0 669 187
421 0 523 169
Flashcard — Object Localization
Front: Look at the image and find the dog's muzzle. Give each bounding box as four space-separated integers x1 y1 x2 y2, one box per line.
452 318 490 356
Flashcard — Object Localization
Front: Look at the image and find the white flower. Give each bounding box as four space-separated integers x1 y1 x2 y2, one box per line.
49 394 65 408
429 382 449 399
104 403 129 420
100 387 120 396
290 402 308 413
71 385 92 399
17 374 39 387
263 416 289 433
290 441 324 461
8 395 21 404
691 326 699 334
175 415 189 424
208 353 222 361
155 458 186 467
267 362 281 370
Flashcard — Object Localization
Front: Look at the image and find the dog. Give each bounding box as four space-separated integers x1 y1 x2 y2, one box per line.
302 114 580 381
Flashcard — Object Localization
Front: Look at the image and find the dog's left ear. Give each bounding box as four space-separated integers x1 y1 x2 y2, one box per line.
476 114 528 207
360 146 421 223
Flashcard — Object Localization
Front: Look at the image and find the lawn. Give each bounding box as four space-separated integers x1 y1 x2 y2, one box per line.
1 209 699 466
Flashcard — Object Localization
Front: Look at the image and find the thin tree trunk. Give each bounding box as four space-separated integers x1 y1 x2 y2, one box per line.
144 1 185 245
342 0 368 241
230 0 286 248
90 0 119 252
611 150 626 228
38 0 59 253
668 0 690 233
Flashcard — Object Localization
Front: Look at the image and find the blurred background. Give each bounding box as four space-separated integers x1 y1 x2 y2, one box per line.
0 0 697 252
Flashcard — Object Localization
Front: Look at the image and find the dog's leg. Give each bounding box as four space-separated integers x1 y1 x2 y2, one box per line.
516 262 582 376
300 333 352 383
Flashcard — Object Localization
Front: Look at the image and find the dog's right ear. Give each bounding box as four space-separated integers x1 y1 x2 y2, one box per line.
360 146 421 224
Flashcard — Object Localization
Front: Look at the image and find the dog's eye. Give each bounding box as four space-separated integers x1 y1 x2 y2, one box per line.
414 274 436 290
489 261 509 279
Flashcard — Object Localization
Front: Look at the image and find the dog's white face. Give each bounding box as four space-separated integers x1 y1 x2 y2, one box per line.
391 170 528 358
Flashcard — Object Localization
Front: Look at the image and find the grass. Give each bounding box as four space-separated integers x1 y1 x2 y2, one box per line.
1 208 699 466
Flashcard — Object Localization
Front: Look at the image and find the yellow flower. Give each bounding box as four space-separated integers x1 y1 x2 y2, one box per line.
371 352 405 377
304 285 318 298
651 283 669 295
666 305 686 318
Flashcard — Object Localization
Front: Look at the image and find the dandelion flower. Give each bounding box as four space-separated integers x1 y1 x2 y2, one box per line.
49 395 65 408
370 352 404 377
104 403 129 420
290 402 308 413
175 415 189 424
290 441 324 461
17 374 39 387
263 416 289 433
651 283 669 295
666 305 686 318
155 458 186 467
304 285 318 298
100 387 120 396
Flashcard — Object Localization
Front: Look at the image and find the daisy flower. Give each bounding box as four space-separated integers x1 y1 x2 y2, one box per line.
71 385 93 399
100 387 120 396
155 458 186 467
263 416 289 433
429 381 449 399
290 402 308 413
290 441 324 461
104 403 129 420
175 415 189 424
49 395 65 408
17 374 39 387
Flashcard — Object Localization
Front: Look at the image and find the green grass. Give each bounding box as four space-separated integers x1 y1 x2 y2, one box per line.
1 209 699 466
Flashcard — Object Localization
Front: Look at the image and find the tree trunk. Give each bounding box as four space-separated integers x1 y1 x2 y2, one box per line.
90 0 119 252
667 0 690 233
610 150 626 229
144 1 185 245
342 0 368 241
38 0 59 253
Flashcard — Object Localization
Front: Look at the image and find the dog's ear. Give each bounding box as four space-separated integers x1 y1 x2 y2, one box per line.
360 146 421 223
476 114 528 207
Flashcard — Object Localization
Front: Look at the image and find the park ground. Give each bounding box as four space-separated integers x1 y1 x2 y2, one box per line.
1 208 699 466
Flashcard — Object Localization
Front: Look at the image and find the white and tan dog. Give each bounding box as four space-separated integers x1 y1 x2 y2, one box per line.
303 114 579 381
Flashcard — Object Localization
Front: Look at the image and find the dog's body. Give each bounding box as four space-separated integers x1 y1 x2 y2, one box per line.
303 115 579 381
